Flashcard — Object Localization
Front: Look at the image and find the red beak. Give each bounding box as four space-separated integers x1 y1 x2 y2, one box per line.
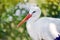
17 14 32 27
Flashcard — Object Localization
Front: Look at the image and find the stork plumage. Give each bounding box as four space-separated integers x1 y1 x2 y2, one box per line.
17 3 60 40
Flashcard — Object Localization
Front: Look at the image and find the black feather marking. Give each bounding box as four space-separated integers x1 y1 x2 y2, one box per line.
54 34 60 40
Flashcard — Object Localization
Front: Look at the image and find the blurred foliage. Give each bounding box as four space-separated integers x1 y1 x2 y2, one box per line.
0 0 31 40
0 0 60 40
37 0 60 18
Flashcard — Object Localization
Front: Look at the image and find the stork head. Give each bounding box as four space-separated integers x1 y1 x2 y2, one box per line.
17 5 41 27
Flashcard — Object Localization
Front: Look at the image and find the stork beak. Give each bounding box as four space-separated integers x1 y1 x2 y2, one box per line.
17 14 32 27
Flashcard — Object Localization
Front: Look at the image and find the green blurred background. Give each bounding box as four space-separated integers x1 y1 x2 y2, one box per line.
0 0 60 40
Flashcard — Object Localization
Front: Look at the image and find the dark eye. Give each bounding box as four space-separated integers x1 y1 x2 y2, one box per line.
32 11 36 13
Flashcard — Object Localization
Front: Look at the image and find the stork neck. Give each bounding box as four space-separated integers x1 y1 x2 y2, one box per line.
27 14 40 25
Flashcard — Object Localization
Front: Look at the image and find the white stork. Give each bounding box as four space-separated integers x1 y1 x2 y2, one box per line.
17 3 60 40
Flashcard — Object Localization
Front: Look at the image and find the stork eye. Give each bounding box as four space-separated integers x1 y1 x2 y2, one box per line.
32 11 36 13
